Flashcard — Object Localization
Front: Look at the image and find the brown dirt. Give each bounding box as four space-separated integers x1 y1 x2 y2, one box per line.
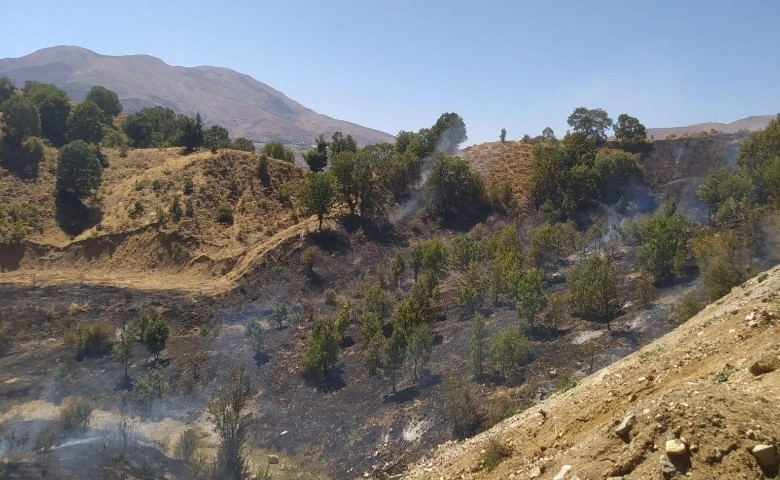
404 266 780 479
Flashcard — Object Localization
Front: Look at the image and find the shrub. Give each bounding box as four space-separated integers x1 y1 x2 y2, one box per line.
216 204 234 225
482 438 511 472
260 141 295 163
669 294 701 324
176 428 200 464
133 366 166 414
245 317 263 354
170 195 182 222
184 198 194 217
442 373 483 437
51 364 72 402
64 322 114 359
128 201 144 219
324 288 337 305
183 178 194 195
257 154 269 181
299 246 319 274
59 397 93 434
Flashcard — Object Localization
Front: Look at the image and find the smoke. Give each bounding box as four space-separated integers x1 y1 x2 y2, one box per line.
389 156 433 225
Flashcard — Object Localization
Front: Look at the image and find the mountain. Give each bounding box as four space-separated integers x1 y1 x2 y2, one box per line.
0 46 394 146
647 114 776 140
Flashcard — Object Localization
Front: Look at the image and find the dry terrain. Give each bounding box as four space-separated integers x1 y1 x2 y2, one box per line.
405 265 780 479
462 141 535 211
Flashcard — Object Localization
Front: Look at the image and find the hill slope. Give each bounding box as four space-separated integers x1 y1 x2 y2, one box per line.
405 266 780 479
647 115 776 140
0 46 394 146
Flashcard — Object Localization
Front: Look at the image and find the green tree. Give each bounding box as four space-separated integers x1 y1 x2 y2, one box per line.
68 100 106 144
384 325 407 393
593 149 645 204
0 96 40 144
231 137 255 152
300 320 339 379
245 317 264 356
260 141 294 162
456 261 488 314
490 328 533 380
25 83 70 147
180 113 204 152
144 316 169 362
304 134 329 172
470 313 488 379
566 107 613 143
430 112 467 153
423 153 485 220
123 106 182 148
390 253 406 289
737 114 780 203
407 323 433 382
567 255 618 329
542 127 556 141
614 113 646 142
360 311 384 374
330 146 393 218
499 128 507 143
636 202 693 281
696 165 754 223
514 268 548 329
56 141 104 198
330 131 357 156
113 322 136 385
298 172 335 230
203 124 231 153
364 281 393 320
85 85 122 121
0 77 14 104
208 366 253 480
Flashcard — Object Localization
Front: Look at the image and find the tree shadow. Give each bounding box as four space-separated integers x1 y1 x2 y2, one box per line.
0 142 41 179
339 214 405 245
55 190 102 236
383 385 420 404
303 365 346 393
253 351 270 366
310 228 349 254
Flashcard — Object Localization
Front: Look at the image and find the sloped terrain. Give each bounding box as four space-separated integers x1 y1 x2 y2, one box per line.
647 115 775 140
462 141 535 211
0 46 395 146
0 147 312 292
405 266 780 479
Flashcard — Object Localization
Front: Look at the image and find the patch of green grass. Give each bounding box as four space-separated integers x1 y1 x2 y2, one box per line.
556 375 578 393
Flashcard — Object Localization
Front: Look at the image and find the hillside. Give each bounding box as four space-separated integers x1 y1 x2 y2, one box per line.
647 115 775 140
462 141 535 211
0 46 395 146
405 265 780 479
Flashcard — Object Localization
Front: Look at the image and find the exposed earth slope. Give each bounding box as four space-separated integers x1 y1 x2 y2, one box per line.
405 266 780 479
0 46 394 146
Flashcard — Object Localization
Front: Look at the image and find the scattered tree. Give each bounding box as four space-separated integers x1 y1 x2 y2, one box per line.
304 134 329 172
330 131 357 155
203 124 231 153
430 112 467 153
407 323 433 382
208 366 253 480
614 113 647 143
636 201 694 281
85 85 122 121
499 128 507 142
490 328 533 380
300 320 339 380
231 137 255 152
245 317 263 356
143 316 169 362
67 99 106 144
0 76 14 104
567 255 619 329
359 311 384 374
298 172 335 230
390 253 406 288
181 113 204 153
384 325 407 393
566 107 613 144
25 83 70 147
542 127 556 141
423 153 485 221
0 95 40 144
514 268 547 329
260 141 294 162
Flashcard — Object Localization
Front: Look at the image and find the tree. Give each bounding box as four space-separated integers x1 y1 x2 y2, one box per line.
122 106 182 148
423 153 485 220
593 149 645 204
0 96 40 144
300 320 339 380
542 127 556 141
180 113 204 152
68 100 106 144
364 281 393 320
231 137 255 152
85 85 122 121
113 322 136 385
0 77 14 104
430 112 467 153
245 317 263 356
260 141 294 162
360 311 384 374
330 146 393 218
298 172 335 230
390 253 406 289
384 325 407 394
25 83 70 147
56 141 104 198
514 268 547 329
407 323 433 383
566 107 613 143
490 328 533 380
697 165 754 224
499 128 507 143
208 366 253 480
614 113 646 142
304 134 329 172
330 131 357 156
567 255 619 329
143 316 169 362
456 262 488 314
738 115 780 203
636 202 693 281
470 313 488 379
203 124 231 153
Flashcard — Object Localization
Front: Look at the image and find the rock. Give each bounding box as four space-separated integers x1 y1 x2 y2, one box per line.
552 465 572 480
749 354 780 375
267 454 280 464
528 465 541 478
665 439 687 456
614 413 636 437
751 444 778 472
659 454 676 474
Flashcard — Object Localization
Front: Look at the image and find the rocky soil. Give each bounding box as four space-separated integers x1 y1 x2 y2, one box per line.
404 266 780 480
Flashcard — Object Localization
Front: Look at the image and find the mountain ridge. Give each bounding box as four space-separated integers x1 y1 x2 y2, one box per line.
0 46 394 146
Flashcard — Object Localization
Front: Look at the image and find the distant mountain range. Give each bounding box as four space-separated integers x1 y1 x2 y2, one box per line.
646 115 776 140
0 46 394 146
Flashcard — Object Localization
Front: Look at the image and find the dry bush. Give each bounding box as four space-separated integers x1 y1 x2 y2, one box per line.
59 397 94 435
64 321 114 359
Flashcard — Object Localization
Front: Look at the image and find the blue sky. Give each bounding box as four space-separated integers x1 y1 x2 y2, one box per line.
2 0 779 145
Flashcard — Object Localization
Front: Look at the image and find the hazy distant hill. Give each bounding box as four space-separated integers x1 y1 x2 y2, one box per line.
0 46 394 146
647 115 776 140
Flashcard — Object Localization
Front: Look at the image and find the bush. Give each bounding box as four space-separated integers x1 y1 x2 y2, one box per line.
176 428 200 464
482 438 511 472
323 288 337 305
128 201 144 219
216 204 234 225
170 195 182 222
133 366 166 414
59 397 93 434
183 178 194 195
260 141 295 163
257 154 269 181
299 246 319 274
64 322 114 359
669 294 701 324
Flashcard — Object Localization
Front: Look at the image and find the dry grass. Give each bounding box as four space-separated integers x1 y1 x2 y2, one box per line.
462 141 536 212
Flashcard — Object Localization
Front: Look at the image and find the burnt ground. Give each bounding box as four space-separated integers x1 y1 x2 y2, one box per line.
0 208 714 479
